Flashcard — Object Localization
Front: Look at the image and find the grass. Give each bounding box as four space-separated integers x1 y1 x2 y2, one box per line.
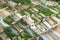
3 16 14 25
12 0 31 5
0 2 13 10
4 27 16 40
56 6 60 12
48 6 60 12
19 10 27 16
35 5 54 16
32 17 38 23
26 9 34 15
0 3 8 8
0 37 2 40
12 0 19 3
19 0 30 5
20 18 28 26
56 14 60 18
